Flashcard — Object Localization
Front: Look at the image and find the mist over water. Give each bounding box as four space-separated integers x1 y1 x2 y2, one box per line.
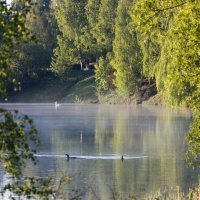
0 103 198 199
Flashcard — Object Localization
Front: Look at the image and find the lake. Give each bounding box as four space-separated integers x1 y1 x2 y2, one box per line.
0 103 199 199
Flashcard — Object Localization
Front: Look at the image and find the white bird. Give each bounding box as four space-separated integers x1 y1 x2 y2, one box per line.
55 101 60 109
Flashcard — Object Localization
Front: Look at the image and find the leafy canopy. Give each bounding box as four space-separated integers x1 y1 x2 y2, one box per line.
132 0 200 166
132 0 200 108
0 1 68 199
0 0 33 98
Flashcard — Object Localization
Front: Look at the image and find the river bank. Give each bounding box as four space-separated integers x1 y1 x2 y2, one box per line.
6 70 164 106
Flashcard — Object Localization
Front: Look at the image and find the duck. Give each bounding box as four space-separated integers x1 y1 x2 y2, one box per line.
66 154 77 161
121 155 124 162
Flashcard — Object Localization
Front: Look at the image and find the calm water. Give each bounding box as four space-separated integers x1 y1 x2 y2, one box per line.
0 103 199 199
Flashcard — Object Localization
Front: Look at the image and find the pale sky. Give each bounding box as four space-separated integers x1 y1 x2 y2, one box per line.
6 0 12 5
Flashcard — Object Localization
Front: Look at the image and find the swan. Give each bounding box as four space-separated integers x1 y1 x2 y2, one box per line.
55 101 60 109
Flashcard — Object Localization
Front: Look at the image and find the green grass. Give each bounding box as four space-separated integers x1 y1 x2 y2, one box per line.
7 71 165 105
98 91 137 104
61 75 98 103
143 93 165 106
8 70 98 103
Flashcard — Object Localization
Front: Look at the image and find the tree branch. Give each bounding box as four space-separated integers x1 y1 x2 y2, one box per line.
152 2 187 13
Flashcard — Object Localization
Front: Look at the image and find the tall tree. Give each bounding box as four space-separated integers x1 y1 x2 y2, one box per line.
0 1 64 198
111 0 142 96
95 53 114 94
94 0 118 56
23 0 56 49
132 0 200 109
132 0 200 167
51 0 90 74
85 0 102 60
13 43 52 80
0 0 32 98
93 0 118 94
12 0 57 80
85 0 101 28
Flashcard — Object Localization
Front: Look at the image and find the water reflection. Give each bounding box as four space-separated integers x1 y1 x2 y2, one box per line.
0 103 198 199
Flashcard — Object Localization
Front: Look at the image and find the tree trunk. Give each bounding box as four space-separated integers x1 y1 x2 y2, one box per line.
80 61 83 70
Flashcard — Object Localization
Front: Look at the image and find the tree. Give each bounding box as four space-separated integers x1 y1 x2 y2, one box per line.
12 43 52 80
51 0 91 74
51 0 118 82
131 0 200 166
85 0 101 29
111 0 142 96
85 0 102 61
12 0 56 80
0 0 33 98
94 0 118 56
91 0 118 94
0 1 68 198
132 0 200 109
0 109 54 199
95 53 114 94
51 36 79 75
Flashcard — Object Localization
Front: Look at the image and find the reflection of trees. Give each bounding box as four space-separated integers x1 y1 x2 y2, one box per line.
94 106 196 197
94 105 115 153
140 108 191 194
24 105 197 199
112 107 141 195
186 116 200 168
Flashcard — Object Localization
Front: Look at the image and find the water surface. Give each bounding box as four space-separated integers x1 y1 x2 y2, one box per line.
0 103 198 199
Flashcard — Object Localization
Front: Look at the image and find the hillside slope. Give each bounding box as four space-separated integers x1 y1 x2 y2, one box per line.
7 71 98 103
7 70 163 105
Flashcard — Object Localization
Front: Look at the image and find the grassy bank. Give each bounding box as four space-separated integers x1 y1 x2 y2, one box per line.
7 70 164 105
7 70 98 103
60 75 98 103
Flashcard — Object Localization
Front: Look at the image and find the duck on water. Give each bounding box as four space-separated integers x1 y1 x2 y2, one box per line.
66 154 78 161
121 155 124 162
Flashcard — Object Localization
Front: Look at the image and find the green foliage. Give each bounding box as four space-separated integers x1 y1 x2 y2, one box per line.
185 116 200 168
94 0 118 55
0 0 33 98
0 1 70 199
95 54 114 94
132 0 200 108
49 36 77 75
111 0 142 96
85 0 101 29
51 0 91 74
25 0 56 49
13 43 51 79
3 177 53 200
0 108 39 178
11 0 56 81
132 0 200 167
51 0 199 108
0 109 59 199
51 0 118 77
85 0 102 59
